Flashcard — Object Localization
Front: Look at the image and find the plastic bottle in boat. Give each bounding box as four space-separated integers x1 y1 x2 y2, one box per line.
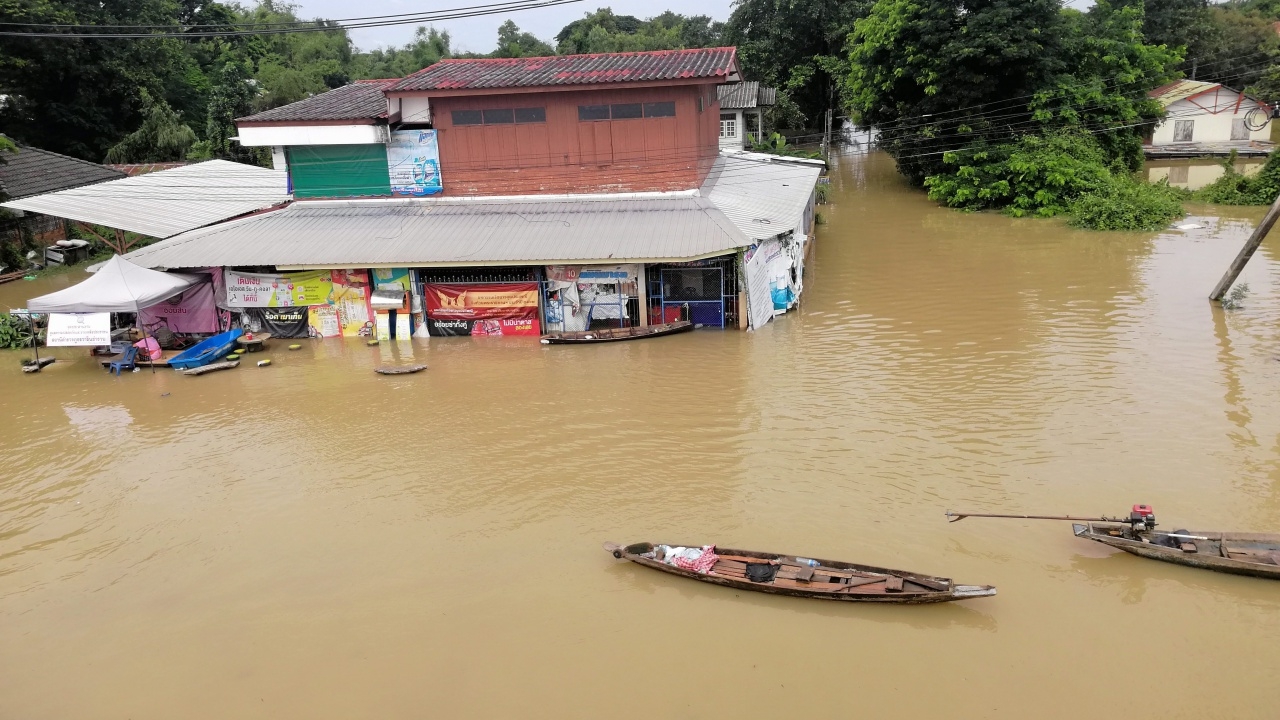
794 558 820 567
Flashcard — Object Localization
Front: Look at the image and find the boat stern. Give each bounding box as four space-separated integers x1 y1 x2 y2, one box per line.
1073 523 1090 537
951 585 997 599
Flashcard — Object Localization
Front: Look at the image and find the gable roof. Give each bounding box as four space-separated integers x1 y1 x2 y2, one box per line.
717 81 778 110
0 144 125 201
1149 80 1221 107
391 48 739 93
237 79 395 125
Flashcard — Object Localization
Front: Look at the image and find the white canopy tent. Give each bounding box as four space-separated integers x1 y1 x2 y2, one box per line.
27 255 200 313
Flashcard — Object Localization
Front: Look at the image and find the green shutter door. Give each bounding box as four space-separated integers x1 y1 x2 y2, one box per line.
287 144 390 198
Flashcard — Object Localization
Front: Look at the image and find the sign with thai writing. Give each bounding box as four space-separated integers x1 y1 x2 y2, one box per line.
425 282 539 336
46 312 111 346
388 130 443 196
225 270 333 308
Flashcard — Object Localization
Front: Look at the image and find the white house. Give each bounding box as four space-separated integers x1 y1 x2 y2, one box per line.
717 81 777 151
1148 80 1271 146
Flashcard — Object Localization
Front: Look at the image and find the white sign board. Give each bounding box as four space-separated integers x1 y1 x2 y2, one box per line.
46 312 111 346
388 129 443 196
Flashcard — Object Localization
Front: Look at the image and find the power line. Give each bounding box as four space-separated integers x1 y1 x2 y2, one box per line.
0 0 585 39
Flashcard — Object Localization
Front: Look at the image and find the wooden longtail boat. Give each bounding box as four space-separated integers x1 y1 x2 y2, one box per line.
602 542 996 604
541 320 693 344
1073 523 1280 580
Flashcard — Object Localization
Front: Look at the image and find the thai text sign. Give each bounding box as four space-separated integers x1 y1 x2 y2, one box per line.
425 282 539 336
226 270 332 308
47 312 111 346
388 130 443 196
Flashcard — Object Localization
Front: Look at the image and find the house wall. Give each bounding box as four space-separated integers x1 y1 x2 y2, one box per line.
425 84 721 196
1151 91 1271 144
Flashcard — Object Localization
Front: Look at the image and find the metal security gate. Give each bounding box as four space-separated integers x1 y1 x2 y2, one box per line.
656 267 724 328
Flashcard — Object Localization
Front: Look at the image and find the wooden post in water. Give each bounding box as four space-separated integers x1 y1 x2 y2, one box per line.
1209 190 1280 300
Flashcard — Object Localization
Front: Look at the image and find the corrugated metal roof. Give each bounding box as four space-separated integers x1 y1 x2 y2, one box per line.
392 48 738 92
716 81 778 110
122 195 752 269
0 144 125 200
0 160 289 239
701 155 821 242
1149 80 1220 107
237 80 393 124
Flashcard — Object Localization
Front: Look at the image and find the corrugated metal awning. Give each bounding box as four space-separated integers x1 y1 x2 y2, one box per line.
121 195 752 270
701 155 822 242
0 160 289 238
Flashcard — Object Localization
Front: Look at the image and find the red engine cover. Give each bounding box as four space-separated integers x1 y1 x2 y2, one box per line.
1132 504 1154 515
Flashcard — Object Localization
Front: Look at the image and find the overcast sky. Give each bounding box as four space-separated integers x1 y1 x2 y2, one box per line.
294 0 1092 55
292 0 737 54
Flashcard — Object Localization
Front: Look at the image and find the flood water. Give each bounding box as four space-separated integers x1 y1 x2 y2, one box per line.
4 152 1280 718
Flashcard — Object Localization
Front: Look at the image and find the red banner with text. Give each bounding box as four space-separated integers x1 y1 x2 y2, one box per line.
424 282 541 336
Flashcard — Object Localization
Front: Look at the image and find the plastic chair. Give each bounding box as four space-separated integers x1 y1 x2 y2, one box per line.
109 346 138 376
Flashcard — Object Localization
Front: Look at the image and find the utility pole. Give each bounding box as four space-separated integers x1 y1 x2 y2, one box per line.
1209 189 1280 300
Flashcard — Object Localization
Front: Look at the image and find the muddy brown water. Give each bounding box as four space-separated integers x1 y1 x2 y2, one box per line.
3 152 1280 718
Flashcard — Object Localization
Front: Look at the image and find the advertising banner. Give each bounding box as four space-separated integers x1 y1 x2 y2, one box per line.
425 282 540 336
47 312 111 346
308 305 340 338
248 307 310 338
139 282 219 333
225 270 332 308
388 130 443 196
331 269 374 337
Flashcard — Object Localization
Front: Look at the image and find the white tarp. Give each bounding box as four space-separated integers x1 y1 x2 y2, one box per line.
46 312 111 346
27 255 200 313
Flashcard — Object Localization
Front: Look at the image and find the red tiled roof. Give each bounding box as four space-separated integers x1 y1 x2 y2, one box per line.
236 81 394 124
391 48 738 93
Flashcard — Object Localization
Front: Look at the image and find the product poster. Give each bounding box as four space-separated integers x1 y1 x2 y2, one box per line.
424 282 540 336
387 130 443 196
331 270 375 337
248 307 310 338
226 270 333 308
308 305 340 338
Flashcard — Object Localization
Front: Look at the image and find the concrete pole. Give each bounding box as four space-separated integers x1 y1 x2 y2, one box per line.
637 265 649 327
1209 190 1280 300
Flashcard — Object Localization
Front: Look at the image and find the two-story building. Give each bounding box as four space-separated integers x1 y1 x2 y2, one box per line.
119 48 821 337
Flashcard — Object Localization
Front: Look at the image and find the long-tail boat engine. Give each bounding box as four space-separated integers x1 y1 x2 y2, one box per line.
1129 504 1156 534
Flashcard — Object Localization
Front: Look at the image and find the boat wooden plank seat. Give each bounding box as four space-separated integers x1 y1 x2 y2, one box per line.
1225 547 1280 565
884 576 905 593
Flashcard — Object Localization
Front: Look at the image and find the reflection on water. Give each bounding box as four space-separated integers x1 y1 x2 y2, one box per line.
1147 157 1263 190
3 151 1280 719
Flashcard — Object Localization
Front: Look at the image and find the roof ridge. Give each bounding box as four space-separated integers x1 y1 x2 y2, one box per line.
13 143 126 175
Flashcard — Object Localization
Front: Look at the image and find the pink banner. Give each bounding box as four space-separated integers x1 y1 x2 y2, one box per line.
139 281 220 333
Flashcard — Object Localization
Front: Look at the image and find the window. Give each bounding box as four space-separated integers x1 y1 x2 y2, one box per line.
697 96 704 113
644 102 675 118
579 105 610 121
720 113 737 139
452 110 483 126
514 107 546 123
1231 118 1249 141
610 103 643 119
453 108 544 126
1173 119 1194 142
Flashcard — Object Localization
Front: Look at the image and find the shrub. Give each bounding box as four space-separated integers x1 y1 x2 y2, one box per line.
1194 150 1280 205
0 313 34 349
924 132 1112 217
1069 175 1185 231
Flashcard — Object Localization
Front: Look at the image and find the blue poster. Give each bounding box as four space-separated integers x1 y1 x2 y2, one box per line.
387 130 443 196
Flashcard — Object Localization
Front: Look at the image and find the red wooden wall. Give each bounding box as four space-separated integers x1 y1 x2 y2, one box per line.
425 84 721 196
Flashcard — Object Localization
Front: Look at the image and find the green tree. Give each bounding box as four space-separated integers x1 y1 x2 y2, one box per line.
846 0 1066 184
554 9 718 55
352 27 454 79
493 21 555 58
725 0 869 128
203 61 261 162
104 90 197 163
